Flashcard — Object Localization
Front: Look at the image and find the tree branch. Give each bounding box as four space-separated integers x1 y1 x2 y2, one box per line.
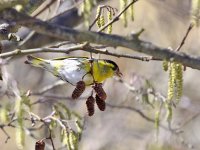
0 43 87 58
1 9 200 70
0 42 156 61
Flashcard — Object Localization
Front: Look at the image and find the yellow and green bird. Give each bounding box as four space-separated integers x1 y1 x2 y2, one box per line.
25 55 122 86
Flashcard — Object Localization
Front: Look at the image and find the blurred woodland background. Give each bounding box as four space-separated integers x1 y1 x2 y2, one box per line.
1 0 200 150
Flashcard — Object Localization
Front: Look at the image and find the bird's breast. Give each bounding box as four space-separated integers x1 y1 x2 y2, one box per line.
57 60 93 85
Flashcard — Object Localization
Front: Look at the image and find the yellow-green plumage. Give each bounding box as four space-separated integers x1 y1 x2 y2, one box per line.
92 61 115 82
25 55 121 86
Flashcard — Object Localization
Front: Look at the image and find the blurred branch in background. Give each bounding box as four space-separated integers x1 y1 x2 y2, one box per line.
1 0 200 150
1 0 83 51
0 63 197 149
0 0 27 11
31 74 198 150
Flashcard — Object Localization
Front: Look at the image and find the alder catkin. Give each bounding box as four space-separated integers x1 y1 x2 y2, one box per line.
100 14 105 31
175 63 183 102
86 96 95 116
107 10 112 34
72 81 86 99
120 0 128 27
130 1 134 21
35 140 45 150
15 99 25 149
93 83 107 101
162 60 168 71
167 62 176 101
95 95 106 111
191 0 200 26
96 6 101 28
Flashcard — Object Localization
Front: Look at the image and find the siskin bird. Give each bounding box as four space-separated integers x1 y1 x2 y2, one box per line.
25 55 122 86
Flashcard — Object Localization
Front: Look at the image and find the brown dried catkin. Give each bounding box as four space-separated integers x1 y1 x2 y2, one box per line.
86 96 95 116
72 81 86 99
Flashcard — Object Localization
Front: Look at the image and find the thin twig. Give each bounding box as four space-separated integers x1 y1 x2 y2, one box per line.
0 43 158 61
31 112 57 150
98 0 138 32
48 0 84 21
0 126 11 143
175 23 194 51
0 43 88 58
49 41 73 48
46 129 56 150
89 5 117 31
84 47 158 61
18 31 36 48
32 0 56 17
180 111 200 128
107 103 154 122
89 5 103 31
106 103 168 130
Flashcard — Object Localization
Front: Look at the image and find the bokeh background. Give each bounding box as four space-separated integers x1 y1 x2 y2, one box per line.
1 0 200 149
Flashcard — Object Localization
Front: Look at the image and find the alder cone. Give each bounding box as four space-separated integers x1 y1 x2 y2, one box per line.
72 81 86 99
93 83 107 100
86 96 95 116
95 94 106 111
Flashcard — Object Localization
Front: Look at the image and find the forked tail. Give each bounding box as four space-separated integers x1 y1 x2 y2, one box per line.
25 55 47 68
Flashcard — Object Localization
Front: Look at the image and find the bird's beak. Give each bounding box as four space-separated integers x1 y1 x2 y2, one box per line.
116 70 123 77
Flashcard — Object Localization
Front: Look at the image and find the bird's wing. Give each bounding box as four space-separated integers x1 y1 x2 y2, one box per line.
51 56 89 61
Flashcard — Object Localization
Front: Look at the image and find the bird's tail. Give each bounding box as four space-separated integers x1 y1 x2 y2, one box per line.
25 55 48 68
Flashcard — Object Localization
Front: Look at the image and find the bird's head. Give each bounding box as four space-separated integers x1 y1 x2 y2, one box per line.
105 60 122 77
